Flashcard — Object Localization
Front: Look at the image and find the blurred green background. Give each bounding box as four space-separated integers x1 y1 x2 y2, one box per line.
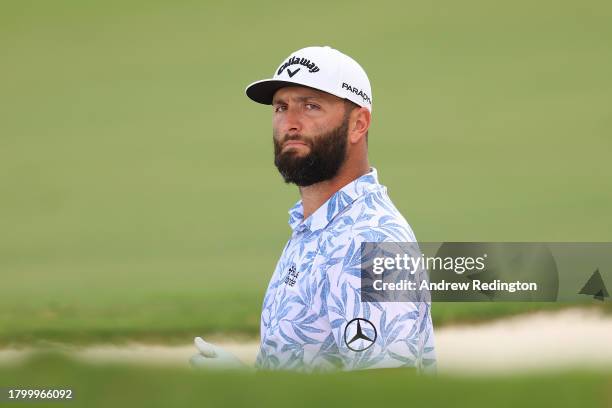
2 1 612 406
0 354 610 407
1 0 611 346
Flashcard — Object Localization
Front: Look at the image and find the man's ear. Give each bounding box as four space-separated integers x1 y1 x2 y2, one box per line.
348 107 371 144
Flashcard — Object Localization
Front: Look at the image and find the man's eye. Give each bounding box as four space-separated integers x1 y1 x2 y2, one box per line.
305 103 320 110
274 105 287 113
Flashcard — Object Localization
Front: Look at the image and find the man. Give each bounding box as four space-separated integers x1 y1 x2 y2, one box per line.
191 46 436 372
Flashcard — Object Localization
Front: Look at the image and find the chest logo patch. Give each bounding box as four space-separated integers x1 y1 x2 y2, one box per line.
284 263 299 287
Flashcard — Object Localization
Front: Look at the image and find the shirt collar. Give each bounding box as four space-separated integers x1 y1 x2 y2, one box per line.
287 167 380 233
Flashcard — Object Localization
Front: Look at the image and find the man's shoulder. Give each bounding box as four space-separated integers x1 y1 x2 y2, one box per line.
330 187 417 245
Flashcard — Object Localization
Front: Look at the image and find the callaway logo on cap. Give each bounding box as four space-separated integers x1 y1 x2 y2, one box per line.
245 46 373 112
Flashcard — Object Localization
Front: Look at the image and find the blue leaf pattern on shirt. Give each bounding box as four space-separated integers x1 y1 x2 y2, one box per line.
256 168 436 373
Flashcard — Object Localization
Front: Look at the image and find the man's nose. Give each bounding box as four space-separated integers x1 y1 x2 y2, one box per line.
280 106 303 135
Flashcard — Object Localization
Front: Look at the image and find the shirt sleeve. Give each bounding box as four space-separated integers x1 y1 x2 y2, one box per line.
321 234 437 372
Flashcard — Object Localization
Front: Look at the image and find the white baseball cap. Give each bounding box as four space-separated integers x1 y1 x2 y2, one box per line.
245 46 373 112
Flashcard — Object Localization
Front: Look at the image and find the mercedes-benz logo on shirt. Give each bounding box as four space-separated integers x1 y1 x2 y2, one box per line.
343 318 377 352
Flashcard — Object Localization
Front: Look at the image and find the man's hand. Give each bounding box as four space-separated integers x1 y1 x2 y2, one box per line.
189 337 247 370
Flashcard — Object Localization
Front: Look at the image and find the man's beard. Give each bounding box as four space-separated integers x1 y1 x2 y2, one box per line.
273 118 349 187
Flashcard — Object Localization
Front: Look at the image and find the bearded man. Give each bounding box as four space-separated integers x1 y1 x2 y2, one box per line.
190 46 436 372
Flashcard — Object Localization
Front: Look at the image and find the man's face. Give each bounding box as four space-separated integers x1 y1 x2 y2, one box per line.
272 86 351 187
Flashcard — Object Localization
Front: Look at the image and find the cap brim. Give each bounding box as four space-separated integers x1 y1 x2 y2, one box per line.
245 79 318 105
